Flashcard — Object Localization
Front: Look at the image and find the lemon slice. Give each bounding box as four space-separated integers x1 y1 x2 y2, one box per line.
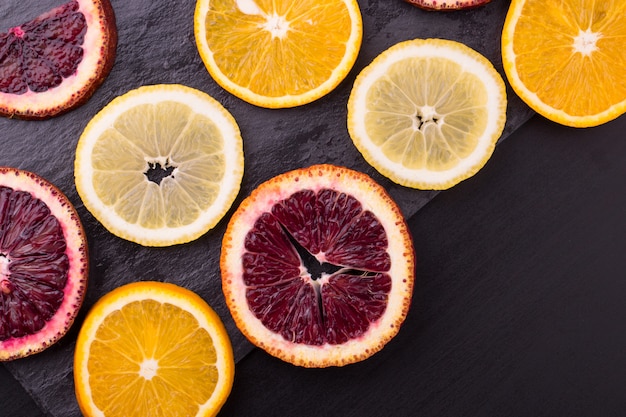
502 0 626 127
74 84 244 246
74 281 235 417
347 38 507 190
194 0 363 108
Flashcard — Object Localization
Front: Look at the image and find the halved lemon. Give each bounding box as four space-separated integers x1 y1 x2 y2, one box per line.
347 38 507 190
194 0 363 108
74 281 235 417
502 0 626 127
74 84 244 246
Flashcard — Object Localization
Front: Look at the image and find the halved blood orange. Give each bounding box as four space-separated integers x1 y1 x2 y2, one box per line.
404 0 492 11
0 0 117 119
0 167 88 361
221 164 415 367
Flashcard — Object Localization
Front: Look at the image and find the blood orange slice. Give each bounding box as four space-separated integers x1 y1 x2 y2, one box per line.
0 167 88 361
0 0 117 119
221 164 415 367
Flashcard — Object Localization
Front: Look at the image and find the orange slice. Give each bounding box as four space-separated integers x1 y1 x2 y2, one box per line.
502 0 626 127
74 281 235 417
194 0 362 108
221 164 414 367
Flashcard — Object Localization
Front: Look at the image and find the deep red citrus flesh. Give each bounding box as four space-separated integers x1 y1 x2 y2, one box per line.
0 168 88 361
242 188 393 345
0 187 68 339
0 2 86 94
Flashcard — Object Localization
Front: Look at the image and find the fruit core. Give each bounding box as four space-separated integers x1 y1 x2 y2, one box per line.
235 0 291 39
0 186 69 341
0 1 87 94
573 28 601 56
243 187 392 346
144 158 177 185
413 105 441 130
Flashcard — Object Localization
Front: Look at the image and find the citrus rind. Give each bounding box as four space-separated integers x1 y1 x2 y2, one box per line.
74 84 244 246
347 38 507 190
0 167 88 361
193 0 363 108
221 164 414 367
74 281 235 417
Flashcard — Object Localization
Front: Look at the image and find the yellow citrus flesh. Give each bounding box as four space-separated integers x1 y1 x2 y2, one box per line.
502 0 626 127
194 0 363 108
74 281 235 417
74 84 244 246
347 38 507 190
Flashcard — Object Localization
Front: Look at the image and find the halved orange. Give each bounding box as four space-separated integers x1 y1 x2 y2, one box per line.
502 0 626 127
74 281 234 417
0 0 117 119
221 164 415 367
348 38 507 190
194 0 363 108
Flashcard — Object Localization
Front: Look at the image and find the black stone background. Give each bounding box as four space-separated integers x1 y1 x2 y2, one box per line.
0 0 541 416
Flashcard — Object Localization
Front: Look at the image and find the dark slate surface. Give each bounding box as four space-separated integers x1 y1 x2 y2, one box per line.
1 0 532 416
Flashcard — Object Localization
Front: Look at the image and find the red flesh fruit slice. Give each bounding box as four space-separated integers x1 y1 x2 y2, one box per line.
404 0 492 11
222 164 415 367
0 0 116 119
0 167 88 361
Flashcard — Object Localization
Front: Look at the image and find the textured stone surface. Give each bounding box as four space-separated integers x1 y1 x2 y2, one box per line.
1 0 532 416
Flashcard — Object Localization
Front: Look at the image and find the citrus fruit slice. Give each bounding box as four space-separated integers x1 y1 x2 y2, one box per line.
404 0 492 11
502 0 626 127
347 38 507 190
221 164 414 367
0 0 117 119
0 167 88 361
194 0 363 108
74 84 244 247
74 281 234 417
